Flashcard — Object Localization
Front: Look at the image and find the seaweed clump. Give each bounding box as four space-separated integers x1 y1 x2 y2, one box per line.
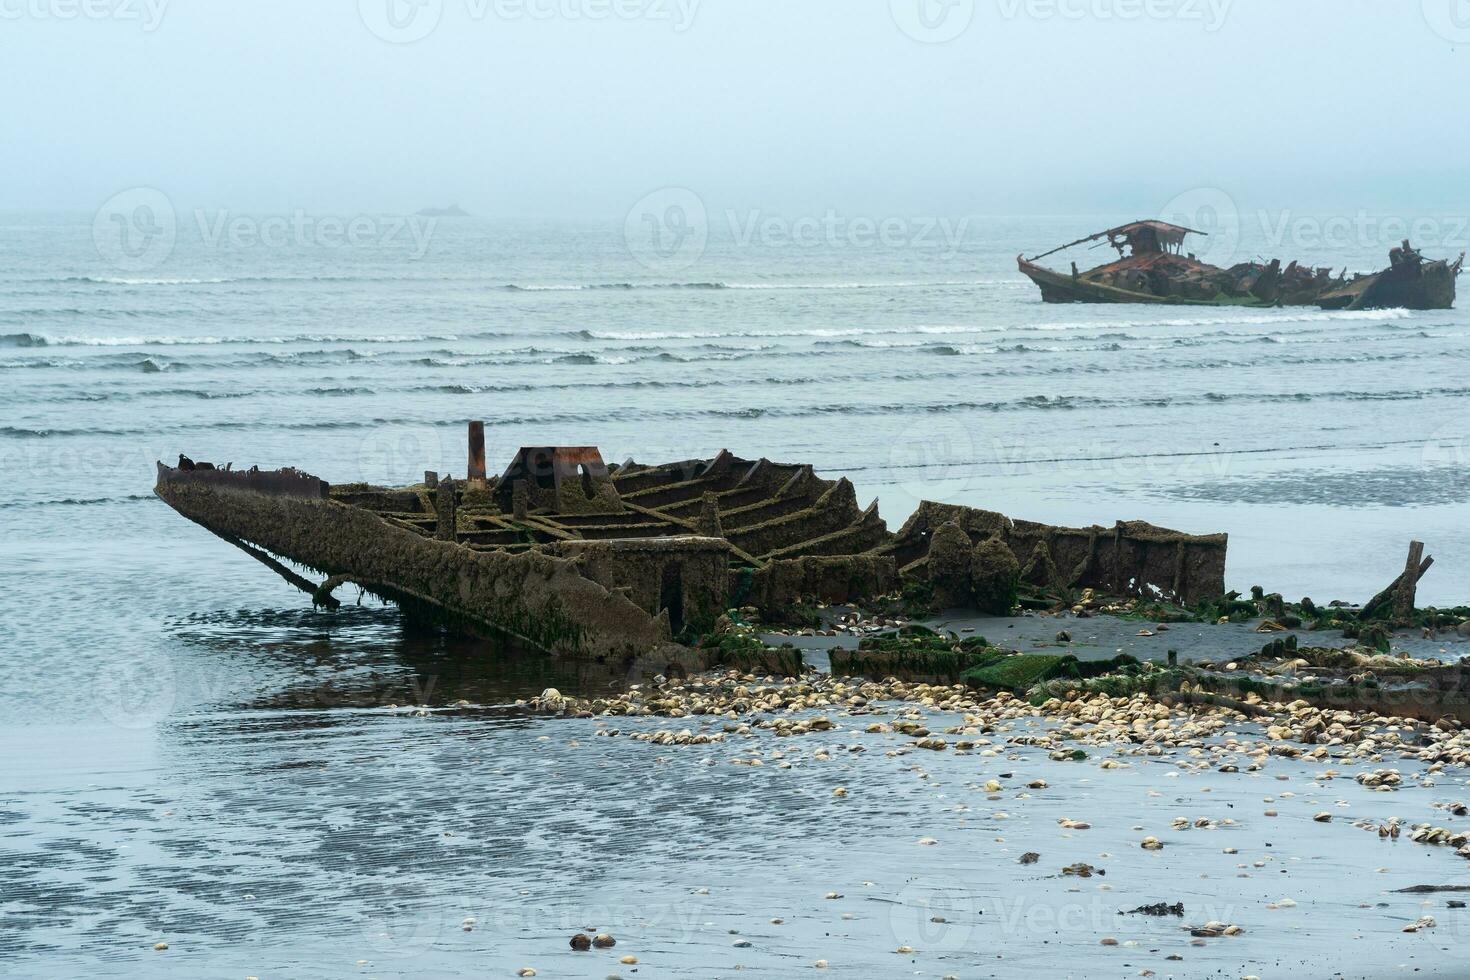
829 629 1006 685
963 652 1141 695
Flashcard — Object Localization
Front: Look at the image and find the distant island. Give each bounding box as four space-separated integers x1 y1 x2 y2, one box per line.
416 204 470 218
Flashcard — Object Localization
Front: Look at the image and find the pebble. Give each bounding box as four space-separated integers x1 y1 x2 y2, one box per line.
570 933 592 951
593 933 617 948
153 942 168 952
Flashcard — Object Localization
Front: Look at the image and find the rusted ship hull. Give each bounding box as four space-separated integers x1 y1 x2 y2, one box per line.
1017 256 1275 306
1316 254 1464 311
156 439 1228 665
1021 221 1460 310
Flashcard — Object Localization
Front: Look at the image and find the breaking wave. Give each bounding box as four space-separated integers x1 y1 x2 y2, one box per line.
10 386 1470 440
0 331 470 348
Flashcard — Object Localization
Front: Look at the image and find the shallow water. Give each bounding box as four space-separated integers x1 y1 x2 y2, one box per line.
8 695 1470 978
2 213 1468 977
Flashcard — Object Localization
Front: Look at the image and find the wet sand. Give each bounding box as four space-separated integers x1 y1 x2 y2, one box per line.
6 645 1469 979
778 606 1470 670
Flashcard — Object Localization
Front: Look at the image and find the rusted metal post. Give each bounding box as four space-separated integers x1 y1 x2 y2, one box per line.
435 478 458 542
467 421 486 486
424 470 439 489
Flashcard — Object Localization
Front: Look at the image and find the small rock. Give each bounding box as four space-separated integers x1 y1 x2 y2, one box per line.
570 934 592 951
1403 915 1436 933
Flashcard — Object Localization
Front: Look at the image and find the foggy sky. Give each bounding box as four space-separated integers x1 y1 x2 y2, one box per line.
4 0 1468 217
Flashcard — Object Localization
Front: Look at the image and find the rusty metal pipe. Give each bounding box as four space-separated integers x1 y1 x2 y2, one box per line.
467 421 486 485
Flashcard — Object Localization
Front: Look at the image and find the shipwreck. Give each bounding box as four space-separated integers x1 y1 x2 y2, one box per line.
1018 220 1461 309
155 425 1227 673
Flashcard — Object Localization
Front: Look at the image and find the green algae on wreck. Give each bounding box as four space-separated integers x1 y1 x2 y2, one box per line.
155 435 1227 672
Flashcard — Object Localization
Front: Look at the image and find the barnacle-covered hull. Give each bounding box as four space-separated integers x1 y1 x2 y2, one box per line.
156 440 1229 662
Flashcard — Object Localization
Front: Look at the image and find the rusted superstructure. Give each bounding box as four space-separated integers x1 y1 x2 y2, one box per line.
155 431 1228 666
1019 221 1460 309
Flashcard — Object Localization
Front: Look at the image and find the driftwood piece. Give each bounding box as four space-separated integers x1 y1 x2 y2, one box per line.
1396 540 1425 619
1361 540 1433 621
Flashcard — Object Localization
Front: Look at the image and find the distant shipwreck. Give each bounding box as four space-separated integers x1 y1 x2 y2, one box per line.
155 425 1226 673
1019 220 1461 309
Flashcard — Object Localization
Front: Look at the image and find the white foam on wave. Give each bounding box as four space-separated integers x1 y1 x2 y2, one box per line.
720 280 992 290
1029 308 1415 332
9 332 462 347
76 276 236 286
583 323 989 342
